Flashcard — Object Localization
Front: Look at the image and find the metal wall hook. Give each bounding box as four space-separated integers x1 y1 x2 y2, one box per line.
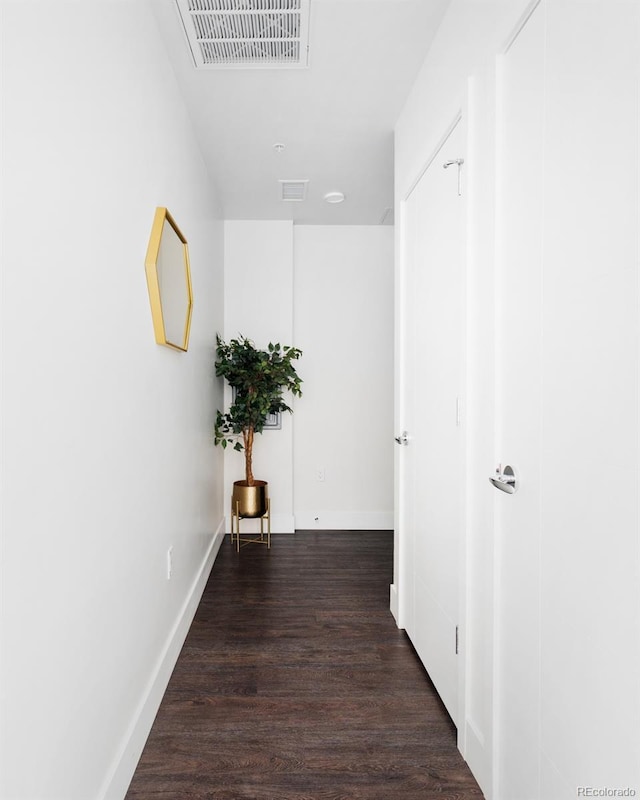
443 158 465 195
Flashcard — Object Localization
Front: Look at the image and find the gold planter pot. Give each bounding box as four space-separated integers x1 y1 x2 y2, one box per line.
231 480 271 552
232 480 268 518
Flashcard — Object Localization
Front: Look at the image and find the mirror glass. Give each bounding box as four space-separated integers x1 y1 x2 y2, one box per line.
157 218 190 347
145 208 193 352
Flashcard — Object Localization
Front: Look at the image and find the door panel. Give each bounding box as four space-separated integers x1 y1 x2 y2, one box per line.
539 1 640 791
495 1 640 797
494 4 545 797
401 119 465 724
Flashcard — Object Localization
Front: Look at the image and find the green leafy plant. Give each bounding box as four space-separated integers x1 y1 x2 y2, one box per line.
214 334 302 486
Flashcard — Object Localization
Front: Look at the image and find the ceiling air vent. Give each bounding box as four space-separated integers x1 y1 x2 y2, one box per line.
175 0 311 69
279 180 308 201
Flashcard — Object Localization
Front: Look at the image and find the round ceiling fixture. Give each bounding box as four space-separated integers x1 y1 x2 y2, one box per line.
323 191 345 204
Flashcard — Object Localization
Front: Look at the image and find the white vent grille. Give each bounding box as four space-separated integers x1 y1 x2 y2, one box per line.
175 0 311 69
279 180 308 201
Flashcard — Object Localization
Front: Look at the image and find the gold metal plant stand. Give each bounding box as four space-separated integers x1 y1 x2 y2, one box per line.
230 497 271 552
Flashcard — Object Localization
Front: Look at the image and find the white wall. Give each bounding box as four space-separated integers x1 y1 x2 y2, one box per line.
223 220 295 532
0 3 225 799
222 222 394 532
293 226 394 530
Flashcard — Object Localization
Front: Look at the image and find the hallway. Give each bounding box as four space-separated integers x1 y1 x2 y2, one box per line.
125 532 482 799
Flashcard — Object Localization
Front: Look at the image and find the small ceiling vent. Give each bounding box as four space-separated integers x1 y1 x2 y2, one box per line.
175 0 311 69
279 180 308 201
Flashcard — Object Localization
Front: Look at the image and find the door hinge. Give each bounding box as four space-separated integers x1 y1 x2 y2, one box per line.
455 625 459 655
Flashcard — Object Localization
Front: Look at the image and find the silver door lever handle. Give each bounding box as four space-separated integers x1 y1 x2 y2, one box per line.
489 465 518 494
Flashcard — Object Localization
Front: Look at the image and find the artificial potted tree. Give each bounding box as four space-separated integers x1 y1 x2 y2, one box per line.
214 334 302 520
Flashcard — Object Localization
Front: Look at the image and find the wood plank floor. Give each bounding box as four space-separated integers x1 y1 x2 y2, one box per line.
125 531 484 799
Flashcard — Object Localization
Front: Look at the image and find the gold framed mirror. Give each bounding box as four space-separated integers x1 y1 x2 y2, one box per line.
144 207 193 352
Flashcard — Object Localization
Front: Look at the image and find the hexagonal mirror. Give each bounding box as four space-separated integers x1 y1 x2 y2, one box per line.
144 207 193 352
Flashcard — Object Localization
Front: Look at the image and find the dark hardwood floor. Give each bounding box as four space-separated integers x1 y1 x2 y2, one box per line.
125 531 483 799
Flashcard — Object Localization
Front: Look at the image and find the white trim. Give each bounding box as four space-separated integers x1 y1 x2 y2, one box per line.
294 511 394 531
464 718 490 794
389 583 399 624
394 189 409 631
502 0 543 55
492 45 507 800
404 111 462 202
98 519 226 800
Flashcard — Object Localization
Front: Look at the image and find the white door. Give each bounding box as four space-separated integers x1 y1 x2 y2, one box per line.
494 4 545 796
537 2 639 793
399 118 466 725
495 2 640 797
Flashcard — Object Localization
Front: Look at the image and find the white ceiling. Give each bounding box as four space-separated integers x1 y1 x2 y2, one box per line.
151 0 451 225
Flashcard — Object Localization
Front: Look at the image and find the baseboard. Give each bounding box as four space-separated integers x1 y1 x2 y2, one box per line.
463 718 491 799
224 512 295 534
389 583 399 623
223 512 394 534
294 511 394 530
98 518 226 800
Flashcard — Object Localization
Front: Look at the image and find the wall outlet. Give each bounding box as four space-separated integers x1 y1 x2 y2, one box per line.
316 467 325 482
166 546 173 580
